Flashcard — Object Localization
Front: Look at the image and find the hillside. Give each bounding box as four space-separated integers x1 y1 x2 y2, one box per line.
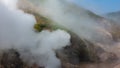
0 0 120 68
105 11 120 23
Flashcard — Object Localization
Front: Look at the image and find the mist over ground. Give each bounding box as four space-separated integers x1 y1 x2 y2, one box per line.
26 0 114 44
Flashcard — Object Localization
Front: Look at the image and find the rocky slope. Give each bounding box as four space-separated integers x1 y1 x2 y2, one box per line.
105 11 120 23
0 0 120 68
17 0 120 67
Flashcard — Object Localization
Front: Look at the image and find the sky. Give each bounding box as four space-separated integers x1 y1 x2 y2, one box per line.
72 0 120 14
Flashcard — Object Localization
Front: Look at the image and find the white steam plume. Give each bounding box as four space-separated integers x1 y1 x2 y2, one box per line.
0 0 71 68
0 0 18 9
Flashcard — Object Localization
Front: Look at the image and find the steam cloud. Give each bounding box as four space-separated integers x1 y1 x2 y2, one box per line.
0 0 117 68
0 0 71 68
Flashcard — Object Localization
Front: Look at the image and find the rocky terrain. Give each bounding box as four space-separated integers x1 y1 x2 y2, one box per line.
105 11 120 23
